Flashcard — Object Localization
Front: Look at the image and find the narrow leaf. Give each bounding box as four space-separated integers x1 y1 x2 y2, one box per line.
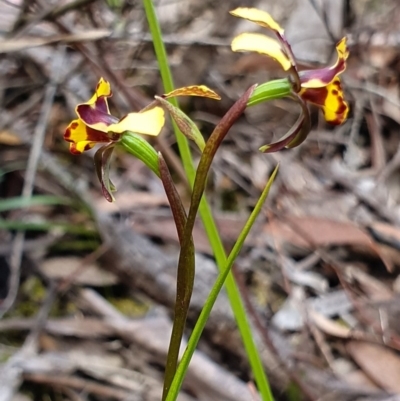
0 195 71 212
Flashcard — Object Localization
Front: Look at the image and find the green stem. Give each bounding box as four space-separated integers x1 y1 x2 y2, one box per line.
143 1 274 400
142 0 195 182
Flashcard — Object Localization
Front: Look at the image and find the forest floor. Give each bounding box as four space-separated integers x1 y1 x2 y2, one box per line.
2 0 400 400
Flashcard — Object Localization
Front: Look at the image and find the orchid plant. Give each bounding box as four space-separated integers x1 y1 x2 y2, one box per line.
64 4 349 401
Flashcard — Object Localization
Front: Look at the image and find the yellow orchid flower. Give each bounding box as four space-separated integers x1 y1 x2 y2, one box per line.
230 7 350 151
64 77 165 154
64 78 220 201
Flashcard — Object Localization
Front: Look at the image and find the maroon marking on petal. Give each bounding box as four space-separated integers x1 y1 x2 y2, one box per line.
69 144 81 155
84 143 93 151
85 126 112 142
332 89 338 95
329 98 349 125
64 127 71 140
300 87 328 107
70 122 79 129
76 104 119 128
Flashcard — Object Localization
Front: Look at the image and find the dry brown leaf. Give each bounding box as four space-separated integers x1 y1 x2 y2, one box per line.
347 340 400 392
344 370 380 390
0 130 22 145
39 257 117 286
264 215 372 249
309 310 353 338
345 265 393 302
264 215 394 270
369 221 400 249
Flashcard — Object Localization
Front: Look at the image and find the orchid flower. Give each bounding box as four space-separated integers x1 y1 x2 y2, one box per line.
64 77 165 155
64 78 220 201
64 77 165 201
230 7 349 152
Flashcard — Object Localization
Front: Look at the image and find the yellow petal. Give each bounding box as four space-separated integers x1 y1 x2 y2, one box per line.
230 7 284 34
231 33 292 71
336 37 349 61
87 77 112 105
164 85 221 100
322 80 349 124
64 118 111 154
107 107 165 136
70 140 96 154
64 118 109 143
301 78 349 125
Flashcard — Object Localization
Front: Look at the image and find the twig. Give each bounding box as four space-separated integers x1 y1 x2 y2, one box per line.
23 373 130 400
345 77 400 109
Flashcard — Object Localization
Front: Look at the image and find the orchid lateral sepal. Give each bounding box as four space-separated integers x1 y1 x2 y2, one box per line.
119 132 160 178
259 91 311 153
94 143 117 202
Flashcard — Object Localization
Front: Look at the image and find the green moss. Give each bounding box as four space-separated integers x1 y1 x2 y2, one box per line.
5 276 47 318
108 297 149 317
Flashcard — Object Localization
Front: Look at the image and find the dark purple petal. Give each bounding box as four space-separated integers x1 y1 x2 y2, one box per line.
76 104 119 130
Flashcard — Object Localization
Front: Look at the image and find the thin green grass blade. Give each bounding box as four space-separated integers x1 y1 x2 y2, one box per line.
0 220 94 235
0 195 72 212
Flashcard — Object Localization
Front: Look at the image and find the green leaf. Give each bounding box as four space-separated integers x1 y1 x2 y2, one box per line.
0 195 71 212
0 220 94 235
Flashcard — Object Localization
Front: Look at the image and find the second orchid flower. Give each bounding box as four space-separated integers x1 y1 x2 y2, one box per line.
230 7 349 152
